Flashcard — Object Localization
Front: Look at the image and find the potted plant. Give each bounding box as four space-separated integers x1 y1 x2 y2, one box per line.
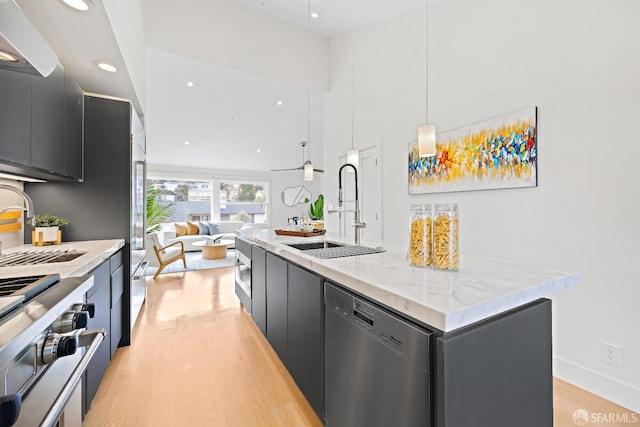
308 194 324 229
33 213 69 243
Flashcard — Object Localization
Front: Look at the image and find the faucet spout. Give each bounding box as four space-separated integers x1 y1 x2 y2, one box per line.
0 184 36 226
337 163 366 245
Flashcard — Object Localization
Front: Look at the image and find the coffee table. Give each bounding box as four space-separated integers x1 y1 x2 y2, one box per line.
193 239 234 260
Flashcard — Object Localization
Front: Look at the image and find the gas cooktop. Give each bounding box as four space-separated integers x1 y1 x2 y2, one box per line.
0 274 61 318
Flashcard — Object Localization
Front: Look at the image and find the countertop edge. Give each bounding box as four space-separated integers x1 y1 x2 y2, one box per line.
238 231 579 332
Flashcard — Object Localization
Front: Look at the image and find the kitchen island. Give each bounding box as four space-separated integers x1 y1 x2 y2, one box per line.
237 229 579 427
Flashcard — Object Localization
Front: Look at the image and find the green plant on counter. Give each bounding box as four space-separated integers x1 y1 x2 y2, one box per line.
308 194 324 220
34 214 69 227
146 188 175 233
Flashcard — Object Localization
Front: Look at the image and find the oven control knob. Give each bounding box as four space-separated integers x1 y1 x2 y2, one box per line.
0 393 21 427
72 303 95 318
51 311 90 333
42 334 78 364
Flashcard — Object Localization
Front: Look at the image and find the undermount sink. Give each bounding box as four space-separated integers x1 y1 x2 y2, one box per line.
0 249 86 267
285 242 385 259
285 242 345 251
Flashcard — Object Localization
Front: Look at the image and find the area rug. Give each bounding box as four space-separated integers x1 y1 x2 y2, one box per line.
145 249 236 277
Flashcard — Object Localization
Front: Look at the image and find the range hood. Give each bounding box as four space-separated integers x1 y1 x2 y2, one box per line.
0 0 57 77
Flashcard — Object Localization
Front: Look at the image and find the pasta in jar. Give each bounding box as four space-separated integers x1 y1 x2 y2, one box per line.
433 204 459 271
409 205 432 267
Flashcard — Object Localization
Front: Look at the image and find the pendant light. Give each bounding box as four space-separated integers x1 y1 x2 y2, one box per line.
346 0 359 169
304 0 314 181
418 0 436 157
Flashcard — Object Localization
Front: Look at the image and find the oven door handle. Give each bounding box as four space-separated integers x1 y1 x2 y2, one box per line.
236 251 251 268
40 329 106 427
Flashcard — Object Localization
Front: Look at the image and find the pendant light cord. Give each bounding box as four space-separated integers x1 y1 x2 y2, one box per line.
425 0 429 125
351 0 355 151
307 0 312 163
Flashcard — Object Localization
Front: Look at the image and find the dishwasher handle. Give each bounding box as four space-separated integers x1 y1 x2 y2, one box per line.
353 299 374 326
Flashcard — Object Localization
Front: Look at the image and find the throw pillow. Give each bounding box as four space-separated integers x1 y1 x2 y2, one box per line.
198 221 210 235
186 221 199 235
174 223 188 237
207 222 221 235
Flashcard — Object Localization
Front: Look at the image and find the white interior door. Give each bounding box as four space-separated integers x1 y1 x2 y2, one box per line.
359 146 382 242
337 146 382 243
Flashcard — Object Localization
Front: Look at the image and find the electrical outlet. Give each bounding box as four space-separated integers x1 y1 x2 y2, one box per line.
600 342 622 367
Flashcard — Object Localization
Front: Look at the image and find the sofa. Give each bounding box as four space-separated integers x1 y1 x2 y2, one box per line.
161 221 245 252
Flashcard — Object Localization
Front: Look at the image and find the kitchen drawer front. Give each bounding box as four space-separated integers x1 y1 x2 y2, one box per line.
87 261 110 298
111 265 124 307
110 250 123 273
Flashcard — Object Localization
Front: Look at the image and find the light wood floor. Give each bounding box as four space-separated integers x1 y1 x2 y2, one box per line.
84 268 638 427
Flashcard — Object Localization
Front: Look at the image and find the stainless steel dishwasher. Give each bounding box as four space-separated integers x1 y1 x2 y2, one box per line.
324 282 432 427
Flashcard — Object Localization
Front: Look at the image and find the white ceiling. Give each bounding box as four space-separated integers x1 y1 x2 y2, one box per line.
15 0 429 172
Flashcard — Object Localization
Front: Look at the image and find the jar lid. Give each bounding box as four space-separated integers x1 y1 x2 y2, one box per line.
435 203 458 211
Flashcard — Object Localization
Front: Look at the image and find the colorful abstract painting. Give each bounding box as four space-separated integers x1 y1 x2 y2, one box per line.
408 107 537 194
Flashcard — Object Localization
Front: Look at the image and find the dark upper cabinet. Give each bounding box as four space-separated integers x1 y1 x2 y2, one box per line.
0 64 83 180
30 63 65 173
63 69 83 179
0 68 31 165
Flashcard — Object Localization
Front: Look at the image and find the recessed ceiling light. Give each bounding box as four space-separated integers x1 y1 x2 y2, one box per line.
97 62 117 73
0 50 19 62
184 141 190 145
61 0 89 11
276 100 283 106
187 81 194 87
311 12 319 18
256 149 261 153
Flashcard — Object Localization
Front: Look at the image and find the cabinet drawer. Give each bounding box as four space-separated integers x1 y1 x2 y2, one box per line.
111 266 124 306
87 261 109 298
110 250 123 273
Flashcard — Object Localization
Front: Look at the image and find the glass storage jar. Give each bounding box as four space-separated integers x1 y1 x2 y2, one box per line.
409 204 433 267
433 203 459 271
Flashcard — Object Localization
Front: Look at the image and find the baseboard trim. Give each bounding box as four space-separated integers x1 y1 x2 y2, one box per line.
554 356 640 413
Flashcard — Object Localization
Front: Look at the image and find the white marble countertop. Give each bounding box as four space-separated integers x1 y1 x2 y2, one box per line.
238 229 579 332
0 239 125 279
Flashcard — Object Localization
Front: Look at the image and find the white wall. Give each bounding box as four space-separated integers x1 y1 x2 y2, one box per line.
324 0 640 411
147 164 323 230
144 0 329 92
103 0 147 114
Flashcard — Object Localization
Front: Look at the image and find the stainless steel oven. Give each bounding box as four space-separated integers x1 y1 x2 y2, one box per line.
234 237 252 313
0 274 105 426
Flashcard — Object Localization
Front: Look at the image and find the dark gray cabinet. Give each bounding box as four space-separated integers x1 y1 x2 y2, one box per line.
110 251 124 358
435 299 552 427
0 68 31 165
63 70 83 179
286 263 323 418
266 253 288 365
84 261 111 416
84 249 124 417
30 64 65 173
0 64 83 180
251 245 267 336
261 252 323 419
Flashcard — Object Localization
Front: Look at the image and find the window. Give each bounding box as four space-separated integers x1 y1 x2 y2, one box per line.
218 180 269 224
147 179 212 222
147 176 270 225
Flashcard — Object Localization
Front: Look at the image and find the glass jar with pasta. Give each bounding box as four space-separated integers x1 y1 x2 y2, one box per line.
409 204 433 267
433 203 459 271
